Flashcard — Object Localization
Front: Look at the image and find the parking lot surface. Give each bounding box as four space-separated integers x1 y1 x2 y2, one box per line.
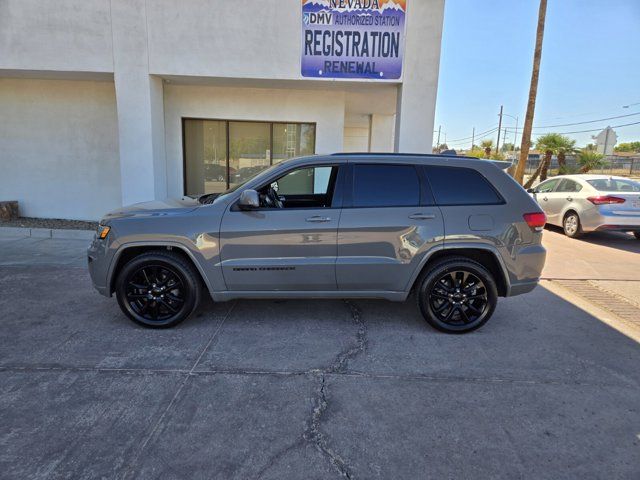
1 233 639 479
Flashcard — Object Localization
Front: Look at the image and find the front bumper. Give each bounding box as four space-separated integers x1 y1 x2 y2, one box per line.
87 236 112 297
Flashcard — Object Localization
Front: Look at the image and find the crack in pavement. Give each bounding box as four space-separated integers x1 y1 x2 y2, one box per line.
327 300 367 374
254 300 366 479
304 300 366 479
304 374 354 479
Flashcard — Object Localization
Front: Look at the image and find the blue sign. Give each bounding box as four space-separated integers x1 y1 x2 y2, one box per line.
301 0 407 80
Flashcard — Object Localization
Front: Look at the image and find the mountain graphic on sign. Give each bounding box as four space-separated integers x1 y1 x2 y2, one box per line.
303 0 330 7
380 0 405 12
302 0 406 12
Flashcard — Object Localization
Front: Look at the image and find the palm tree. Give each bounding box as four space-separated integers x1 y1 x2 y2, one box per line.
481 139 493 157
577 150 604 173
523 133 574 188
513 0 548 184
556 137 577 173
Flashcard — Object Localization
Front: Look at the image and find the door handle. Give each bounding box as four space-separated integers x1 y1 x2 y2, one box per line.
408 213 436 220
306 216 331 223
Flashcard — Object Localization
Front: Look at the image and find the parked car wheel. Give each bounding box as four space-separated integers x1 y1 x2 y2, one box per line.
417 257 498 334
563 212 583 238
115 251 201 328
634 232 640 240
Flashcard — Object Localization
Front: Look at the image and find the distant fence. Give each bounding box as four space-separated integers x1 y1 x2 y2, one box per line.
524 155 640 177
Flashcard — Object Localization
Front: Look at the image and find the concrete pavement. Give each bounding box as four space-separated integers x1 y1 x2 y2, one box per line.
541 226 640 280
0 233 639 479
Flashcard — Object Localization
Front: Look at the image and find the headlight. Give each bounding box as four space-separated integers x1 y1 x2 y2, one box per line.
97 225 111 240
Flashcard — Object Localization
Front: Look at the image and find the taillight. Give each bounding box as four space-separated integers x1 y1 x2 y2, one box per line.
587 195 626 205
523 212 546 231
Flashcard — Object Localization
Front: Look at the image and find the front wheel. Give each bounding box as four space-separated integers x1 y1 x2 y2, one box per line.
417 257 498 334
563 212 583 238
115 251 201 328
633 232 640 240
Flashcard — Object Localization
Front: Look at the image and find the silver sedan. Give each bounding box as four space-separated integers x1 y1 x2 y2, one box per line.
528 174 640 239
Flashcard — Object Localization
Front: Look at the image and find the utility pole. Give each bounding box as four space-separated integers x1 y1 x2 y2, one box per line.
436 125 441 150
471 127 475 150
496 105 503 154
513 116 519 152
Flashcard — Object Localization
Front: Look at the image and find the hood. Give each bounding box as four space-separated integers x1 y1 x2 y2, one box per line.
102 197 200 222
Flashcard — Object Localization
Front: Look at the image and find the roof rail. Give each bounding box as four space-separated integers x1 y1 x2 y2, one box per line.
330 152 478 160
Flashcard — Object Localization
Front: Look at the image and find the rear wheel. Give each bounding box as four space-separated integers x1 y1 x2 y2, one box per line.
115 251 201 328
563 212 583 238
417 257 498 334
634 232 640 240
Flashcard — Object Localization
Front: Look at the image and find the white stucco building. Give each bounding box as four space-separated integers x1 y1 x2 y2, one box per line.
0 0 445 220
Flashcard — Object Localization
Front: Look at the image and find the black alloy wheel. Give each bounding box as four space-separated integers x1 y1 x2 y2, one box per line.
417 257 498 333
115 251 201 328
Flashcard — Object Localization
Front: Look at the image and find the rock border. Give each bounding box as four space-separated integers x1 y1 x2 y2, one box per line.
0 226 94 241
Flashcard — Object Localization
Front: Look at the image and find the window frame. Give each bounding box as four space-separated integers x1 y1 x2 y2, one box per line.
423 165 506 206
231 163 344 212
181 118 317 196
344 163 425 209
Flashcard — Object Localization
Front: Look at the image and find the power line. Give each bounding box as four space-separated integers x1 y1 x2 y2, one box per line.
446 126 498 143
504 120 640 136
529 111 640 129
447 129 498 147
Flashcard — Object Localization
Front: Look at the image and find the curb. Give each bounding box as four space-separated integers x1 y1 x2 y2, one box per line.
0 226 94 241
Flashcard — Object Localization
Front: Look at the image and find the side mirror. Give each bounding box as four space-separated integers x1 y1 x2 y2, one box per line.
526 188 536 194
238 189 260 210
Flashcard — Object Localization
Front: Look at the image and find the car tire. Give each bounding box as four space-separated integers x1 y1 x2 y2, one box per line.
563 212 583 238
416 257 498 334
115 251 202 328
633 232 640 240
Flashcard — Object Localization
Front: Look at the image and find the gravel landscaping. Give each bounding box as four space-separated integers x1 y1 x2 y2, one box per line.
0 217 97 231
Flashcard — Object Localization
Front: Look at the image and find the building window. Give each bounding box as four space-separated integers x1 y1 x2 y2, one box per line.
183 119 316 195
272 123 316 164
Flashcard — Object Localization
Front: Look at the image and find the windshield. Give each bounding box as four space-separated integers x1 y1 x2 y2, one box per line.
587 178 640 193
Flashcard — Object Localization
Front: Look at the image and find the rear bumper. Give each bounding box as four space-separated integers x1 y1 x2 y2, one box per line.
581 211 640 232
505 243 546 297
509 280 539 296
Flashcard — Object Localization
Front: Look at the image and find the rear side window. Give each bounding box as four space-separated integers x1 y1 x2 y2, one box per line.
425 166 503 205
353 164 420 207
587 178 640 192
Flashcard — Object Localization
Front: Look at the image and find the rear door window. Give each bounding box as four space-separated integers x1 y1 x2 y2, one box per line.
352 164 420 207
424 166 503 205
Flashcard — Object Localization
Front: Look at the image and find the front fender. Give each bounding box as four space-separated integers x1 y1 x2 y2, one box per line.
105 237 224 297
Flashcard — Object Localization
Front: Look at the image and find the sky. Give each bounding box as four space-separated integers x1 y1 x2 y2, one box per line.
434 0 640 151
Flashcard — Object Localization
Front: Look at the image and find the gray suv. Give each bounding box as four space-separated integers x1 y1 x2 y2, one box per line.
88 154 547 333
